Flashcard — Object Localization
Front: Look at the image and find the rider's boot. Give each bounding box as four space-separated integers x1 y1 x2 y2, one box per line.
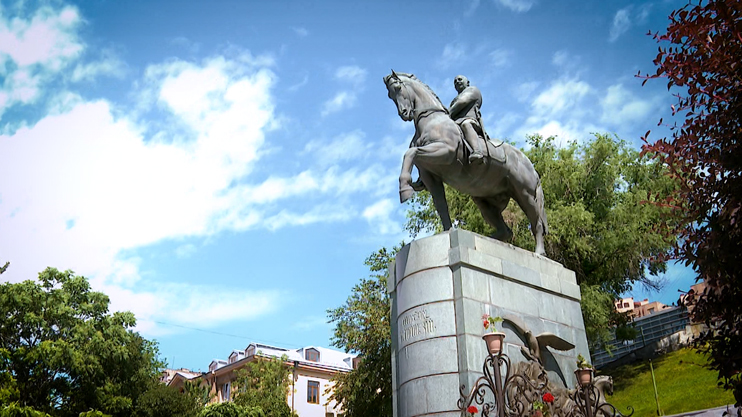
463 124 486 164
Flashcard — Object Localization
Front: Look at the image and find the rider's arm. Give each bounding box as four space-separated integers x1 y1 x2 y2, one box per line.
449 88 481 118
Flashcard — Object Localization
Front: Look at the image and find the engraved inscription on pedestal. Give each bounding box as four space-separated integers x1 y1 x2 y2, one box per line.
400 308 436 343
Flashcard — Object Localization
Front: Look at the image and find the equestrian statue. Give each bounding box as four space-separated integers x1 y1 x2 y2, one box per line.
384 71 548 255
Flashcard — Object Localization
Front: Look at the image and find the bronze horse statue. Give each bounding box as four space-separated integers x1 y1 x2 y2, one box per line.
384 71 548 255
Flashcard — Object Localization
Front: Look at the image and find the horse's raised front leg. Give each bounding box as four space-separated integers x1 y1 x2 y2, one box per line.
399 142 456 203
399 147 417 203
419 170 451 230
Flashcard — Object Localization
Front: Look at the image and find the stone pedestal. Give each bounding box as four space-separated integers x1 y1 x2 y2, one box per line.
388 229 590 417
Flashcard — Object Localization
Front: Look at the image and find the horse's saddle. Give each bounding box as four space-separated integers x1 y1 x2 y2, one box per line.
486 139 507 163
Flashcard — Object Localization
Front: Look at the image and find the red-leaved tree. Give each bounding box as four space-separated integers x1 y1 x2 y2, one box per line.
639 0 741 404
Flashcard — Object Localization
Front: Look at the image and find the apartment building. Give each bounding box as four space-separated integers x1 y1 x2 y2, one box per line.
614 296 669 319
168 343 357 417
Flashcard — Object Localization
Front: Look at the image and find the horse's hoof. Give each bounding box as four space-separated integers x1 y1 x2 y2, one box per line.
411 179 426 192
400 187 415 203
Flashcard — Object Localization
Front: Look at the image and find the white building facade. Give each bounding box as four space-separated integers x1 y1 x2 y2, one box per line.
168 343 357 417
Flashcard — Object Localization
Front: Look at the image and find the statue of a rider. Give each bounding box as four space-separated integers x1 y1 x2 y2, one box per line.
448 75 493 164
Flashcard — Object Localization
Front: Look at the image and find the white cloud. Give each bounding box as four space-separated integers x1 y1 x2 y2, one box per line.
292 315 330 332
287 74 309 92
303 130 369 166
362 198 398 235
489 48 512 68
600 84 657 126
175 243 197 258
513 81 540 102
0 3 407 338
320 66 368 116
0 51 284 332
637 5 651 24
335 65 367 85
71 50 126 82
610 8 632 42
465 0 482 17
0 48 394 333
322 91 356 116
438 43 467 69
512 78 599 144
532 79 591 118
292 27 309 37
0 4 83 115
93 271 282 335
0 5 82 68
492 0 535 13
226 164 389 209
263 203 355 231
552 50 570 67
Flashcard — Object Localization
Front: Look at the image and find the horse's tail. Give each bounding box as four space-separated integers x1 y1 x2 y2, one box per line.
536 178 548 236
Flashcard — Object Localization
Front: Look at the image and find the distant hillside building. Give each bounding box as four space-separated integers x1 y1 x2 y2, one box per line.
159 367 200 385
678 280 709 319
614 297 670 319
167 343 357 417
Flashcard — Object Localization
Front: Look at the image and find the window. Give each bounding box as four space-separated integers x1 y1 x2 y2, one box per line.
326 414 334 417
222 382 230 401
306 348 320 362
307 380 319 404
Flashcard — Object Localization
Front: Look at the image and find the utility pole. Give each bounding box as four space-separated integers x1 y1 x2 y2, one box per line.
649 359 663 416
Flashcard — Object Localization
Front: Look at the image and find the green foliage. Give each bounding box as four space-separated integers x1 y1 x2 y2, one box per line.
605 348 736 415
132 384 199 417
199 402 264 417
614 325 638 343
183 380 214 408
579 284 619 351
405 134 678 349
327 247 398 417
78 412 110 417
0 404 51 417
232 355 294 417
0 268 163 417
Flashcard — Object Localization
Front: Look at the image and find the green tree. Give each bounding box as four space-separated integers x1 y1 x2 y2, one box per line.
0 403 52 417
132 384 199 417
406 134 677 348
0 268 162 417
199 402 263 417
183 380 213 408
327 247 397 417
639 0 742 404
231 355 294 417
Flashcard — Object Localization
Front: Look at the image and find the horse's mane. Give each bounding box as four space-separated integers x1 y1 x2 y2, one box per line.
391 72 446 111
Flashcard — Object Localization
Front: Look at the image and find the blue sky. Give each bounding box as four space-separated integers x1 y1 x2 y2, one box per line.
0 0 694 371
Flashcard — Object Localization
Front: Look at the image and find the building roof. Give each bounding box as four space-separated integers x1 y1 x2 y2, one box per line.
206 342 357 374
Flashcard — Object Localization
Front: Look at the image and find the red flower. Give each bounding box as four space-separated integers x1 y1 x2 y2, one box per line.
467 405 478 414
542 392 555 403
483 319 490 329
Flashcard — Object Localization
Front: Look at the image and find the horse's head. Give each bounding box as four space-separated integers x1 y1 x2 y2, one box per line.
595 375 614 396
384 70 414 121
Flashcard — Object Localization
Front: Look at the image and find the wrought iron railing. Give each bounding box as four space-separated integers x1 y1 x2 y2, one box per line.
458 339 634 417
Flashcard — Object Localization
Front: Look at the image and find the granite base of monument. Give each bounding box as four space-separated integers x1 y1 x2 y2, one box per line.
388 229 590 417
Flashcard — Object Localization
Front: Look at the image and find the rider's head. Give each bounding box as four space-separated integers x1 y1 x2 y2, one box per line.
454 75 470 93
